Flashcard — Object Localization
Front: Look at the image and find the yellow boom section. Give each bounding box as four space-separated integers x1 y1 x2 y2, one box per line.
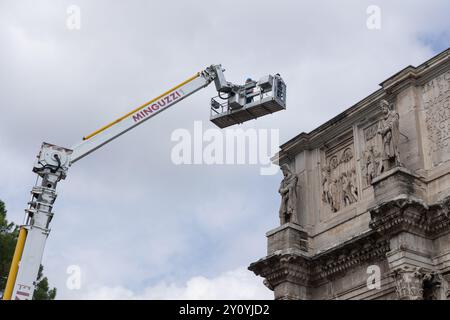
83 72 200 140
3 227 27 300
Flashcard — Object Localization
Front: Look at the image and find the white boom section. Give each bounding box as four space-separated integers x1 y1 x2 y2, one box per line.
70 73 212 163
10 165 65 300
12 223 48 299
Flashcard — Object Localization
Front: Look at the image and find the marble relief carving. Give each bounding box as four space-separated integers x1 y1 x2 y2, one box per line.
321 146 358 212
362 123 382 187
361 99 402 187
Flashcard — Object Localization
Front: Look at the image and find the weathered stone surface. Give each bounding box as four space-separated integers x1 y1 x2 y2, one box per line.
267 223 308 255
371 167 427 204
249 48 450 300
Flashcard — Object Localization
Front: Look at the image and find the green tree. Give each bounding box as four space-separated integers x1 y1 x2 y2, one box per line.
33 265 57 300
0 199 56 300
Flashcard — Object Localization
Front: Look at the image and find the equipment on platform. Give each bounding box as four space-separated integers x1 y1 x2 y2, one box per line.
210 72 286 128
2 64 286 300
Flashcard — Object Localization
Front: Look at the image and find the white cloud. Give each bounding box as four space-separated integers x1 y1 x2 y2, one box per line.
79 267 271 300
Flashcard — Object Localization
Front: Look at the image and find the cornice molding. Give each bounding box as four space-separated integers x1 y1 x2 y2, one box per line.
249 232 390 288
275 48 450 163
369 195 450 239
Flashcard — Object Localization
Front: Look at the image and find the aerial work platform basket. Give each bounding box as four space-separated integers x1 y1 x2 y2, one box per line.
210 74 286 128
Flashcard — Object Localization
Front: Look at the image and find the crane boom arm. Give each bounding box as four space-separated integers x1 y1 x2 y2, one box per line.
3 64 286 300
3 66 218 300
70 68 215 163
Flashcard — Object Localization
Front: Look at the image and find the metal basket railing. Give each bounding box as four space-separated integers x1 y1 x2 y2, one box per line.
210 87 274 117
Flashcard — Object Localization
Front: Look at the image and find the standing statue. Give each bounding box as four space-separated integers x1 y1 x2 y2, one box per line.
278 164 299 225
378 100 402 173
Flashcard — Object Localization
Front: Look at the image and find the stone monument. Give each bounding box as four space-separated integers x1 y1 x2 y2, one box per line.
249 48 450 300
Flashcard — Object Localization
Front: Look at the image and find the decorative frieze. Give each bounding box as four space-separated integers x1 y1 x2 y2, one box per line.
370 193 450 239
249 231 389 291
314 235 390 280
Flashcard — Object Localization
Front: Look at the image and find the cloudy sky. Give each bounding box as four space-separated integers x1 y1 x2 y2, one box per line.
0 0 449 299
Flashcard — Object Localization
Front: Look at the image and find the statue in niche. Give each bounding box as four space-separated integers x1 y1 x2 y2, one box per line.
378 99 402 173
278 164 299 225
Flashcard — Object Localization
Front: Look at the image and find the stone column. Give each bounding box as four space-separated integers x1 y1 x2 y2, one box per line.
370 167 432 300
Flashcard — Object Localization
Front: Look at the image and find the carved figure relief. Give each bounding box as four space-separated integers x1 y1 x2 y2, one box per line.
362 145 381 185
321 147 358 213
361 122 382 187
361 100 402 187
321 166 333 208
422 70 450 166
279 164 299 225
